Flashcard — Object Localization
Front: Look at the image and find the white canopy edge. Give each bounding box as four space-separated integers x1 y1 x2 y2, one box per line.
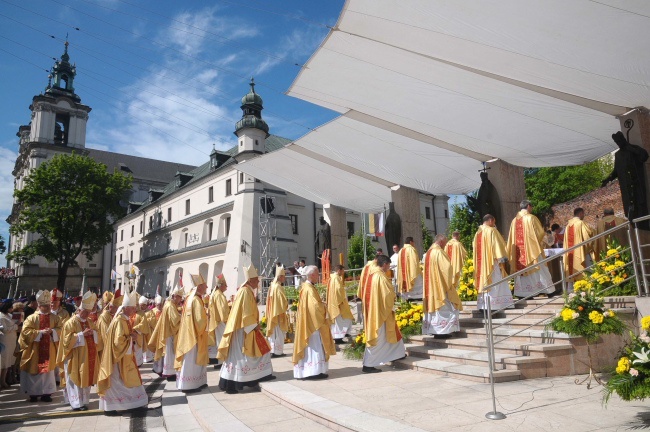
287 0 635 167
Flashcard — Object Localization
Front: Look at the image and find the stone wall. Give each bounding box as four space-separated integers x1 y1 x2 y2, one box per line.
546 179 624 230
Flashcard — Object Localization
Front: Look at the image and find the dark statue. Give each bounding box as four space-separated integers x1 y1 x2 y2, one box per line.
602 131 649 229
467 171 501 223
384 202 402 252
316 216 331 251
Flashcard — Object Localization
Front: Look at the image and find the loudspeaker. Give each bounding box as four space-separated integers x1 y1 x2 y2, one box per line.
260 197 275 214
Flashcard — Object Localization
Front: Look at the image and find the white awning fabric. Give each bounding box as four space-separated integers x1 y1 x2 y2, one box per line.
287 0 648 167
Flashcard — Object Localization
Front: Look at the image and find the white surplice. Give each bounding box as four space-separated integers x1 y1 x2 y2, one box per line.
293 330 329 379
362 323 406 367
176 345 207 390
477 263 515 310
423 299 460 335
208 322 226 359
514 254 555 297
267 324 286 355
330 315 352 339
162 336 176 377
98 364 148 411
219 324 273 384
400 275 423 300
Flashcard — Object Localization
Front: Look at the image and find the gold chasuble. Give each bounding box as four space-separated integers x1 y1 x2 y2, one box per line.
208 289 230 346
97 310 114 357
356 262 381 318
133 311 153 352
445 239 467 287
473 225 508 292
365 271 402 347
52 308 71 326
56 316 102 388
326 273 354 323
97 315 142 395
174 291 209 369
292 282 336 364
19 312 62 375
594 215 628 260
265 281 288 338
148 300 181 361
217 285 270 361
506 209 546 275
563 217 594 281
397 244 421 293
424 244 462 313
145 309 161 340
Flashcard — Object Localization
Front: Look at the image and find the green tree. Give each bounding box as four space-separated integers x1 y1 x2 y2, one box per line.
0 234 5 255
347 230 376 271
421 217 433 251
8 153 132 290
525 156 612 222
448 195 481 252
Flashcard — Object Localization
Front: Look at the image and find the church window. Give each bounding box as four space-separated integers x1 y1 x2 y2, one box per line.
240 173 244 184
290 214 298 234
225 179 232 196
120 230 123 241
185 199 191 215
130 250 133 263
60 74 69 90
425 207 431 220
347 222 355 239
54 113 70 146
131 225 135 237
149 216 153 229
444 209 449 219
139 247 143 260
168 207 172 222
167 237 171 251
184 232 188 248
119 254 123 264
139 221 143 234
225 217 231 236
208 222 213 241
208 186 214 203
240 140 243 147
255 140 259 146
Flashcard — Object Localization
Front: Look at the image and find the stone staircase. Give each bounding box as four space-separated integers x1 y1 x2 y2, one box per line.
392 296 637 383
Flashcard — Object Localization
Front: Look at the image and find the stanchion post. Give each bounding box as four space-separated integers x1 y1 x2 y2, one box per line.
484 295 506 420
558 256 567 296
633 224 649 296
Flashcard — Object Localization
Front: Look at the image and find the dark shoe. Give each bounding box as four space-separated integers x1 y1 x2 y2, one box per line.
362 366 382 374
72 408 81 412
29 396 38 403
334 338 345 345
182 388 201 394
225 388 239 395
209 358 219 365
41 395 53 402
166 375 177 382
213 364 222 370
396 355 407 360
271 353 284 358
79 406 88 411
104 410 118 416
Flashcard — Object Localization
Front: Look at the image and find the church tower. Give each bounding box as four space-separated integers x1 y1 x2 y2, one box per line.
234 78 269 155
28 41 91 149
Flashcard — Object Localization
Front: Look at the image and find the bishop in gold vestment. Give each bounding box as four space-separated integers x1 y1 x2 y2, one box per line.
148 288 182 380
208 275 230 368
445 232 467 288
474 215 514 310
175 275 209 392
423 236 463 335
19 290 62 402
564 208 595 289
397 237 423 299
97 289 148 413
506 202 555 297
362 255 405 372
293 266 336 379
57 291 102 411
218 265 274 394
327 265 354 341
266 266 288 356
147 295 164 374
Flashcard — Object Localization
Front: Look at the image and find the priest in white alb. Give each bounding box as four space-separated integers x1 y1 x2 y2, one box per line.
293 266 336 380
97 289 148 414
208 274 230 369
423 235 463 336
19 290 62 402
362 255 406 373
397 237 423 299
266 266 288 357
474 215 514 310
149 286 182 381
327 264 354 343
506 200 555 298
218 265 275 394
57 291 101 411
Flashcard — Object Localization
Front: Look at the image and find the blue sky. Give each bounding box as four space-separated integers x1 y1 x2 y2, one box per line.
0 0 347 262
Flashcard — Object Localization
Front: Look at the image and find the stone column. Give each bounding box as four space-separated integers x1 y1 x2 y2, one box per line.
390 185 423 254
323 204 348 266
486 160 526 235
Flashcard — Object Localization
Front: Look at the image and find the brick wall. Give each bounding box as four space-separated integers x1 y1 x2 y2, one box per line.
546 179 624 230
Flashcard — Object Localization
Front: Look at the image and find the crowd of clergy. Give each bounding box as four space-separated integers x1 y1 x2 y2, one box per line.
0 200 623 416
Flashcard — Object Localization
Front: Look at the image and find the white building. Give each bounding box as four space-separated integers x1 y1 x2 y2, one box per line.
115 80 451 299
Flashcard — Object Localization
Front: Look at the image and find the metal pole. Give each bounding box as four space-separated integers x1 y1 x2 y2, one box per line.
558 256 567 296
484 295 506 420
362 213 367 265
632 224 648 296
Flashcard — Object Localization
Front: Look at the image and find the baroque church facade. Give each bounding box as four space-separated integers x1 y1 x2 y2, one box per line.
7 45 451 297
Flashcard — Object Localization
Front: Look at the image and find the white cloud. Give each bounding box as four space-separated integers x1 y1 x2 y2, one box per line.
253 27 326 75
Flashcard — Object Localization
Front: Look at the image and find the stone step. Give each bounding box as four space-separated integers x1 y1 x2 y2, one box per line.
462 327 580 343
407 334 574 356
392 356 521 383
406 345 547 370
161 381 205 432
459 316 553 330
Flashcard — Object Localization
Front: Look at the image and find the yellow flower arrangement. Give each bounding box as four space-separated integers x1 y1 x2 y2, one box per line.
573 280 592 292
588 310 604 324
642 316 650 331
457 257 478 301
561 308 575 321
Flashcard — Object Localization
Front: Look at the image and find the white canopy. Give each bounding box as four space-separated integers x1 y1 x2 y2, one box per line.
287 0 647 167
